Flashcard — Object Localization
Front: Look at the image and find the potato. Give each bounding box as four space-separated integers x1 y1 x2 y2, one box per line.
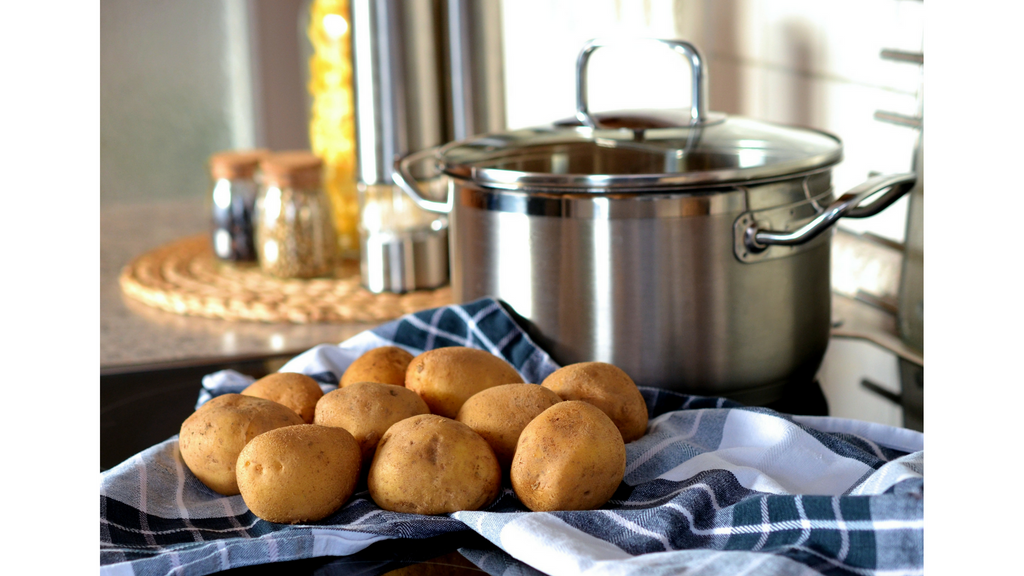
541 362 649 443
368 414 501 515
510 401 626 512
236 424 361 524
405 347 524 418
178 394 304 495
340 346 414 388
456 383 562 471
314 381 430 464
241 372 323 424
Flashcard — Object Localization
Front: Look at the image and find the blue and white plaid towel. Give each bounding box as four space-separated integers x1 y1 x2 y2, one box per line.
100 298 924 576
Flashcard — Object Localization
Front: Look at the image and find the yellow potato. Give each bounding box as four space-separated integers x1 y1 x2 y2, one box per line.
541 362 649 443
314 381 430 464
456 383 562 471
340 346 414 388
405 347 524 418
236 424 361 524
368 414 501 515
510 401 626 512
241 372 324 424
178 394 304 496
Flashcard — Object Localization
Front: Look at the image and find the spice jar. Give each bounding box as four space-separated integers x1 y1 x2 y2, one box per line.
208 149 268 261
254 151 338 278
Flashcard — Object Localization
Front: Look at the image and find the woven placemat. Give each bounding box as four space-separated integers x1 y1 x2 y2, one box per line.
119 235 452 323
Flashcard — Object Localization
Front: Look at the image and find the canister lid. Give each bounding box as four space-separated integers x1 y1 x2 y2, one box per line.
260 151 324 189
209 149 269 180
435 112 842 191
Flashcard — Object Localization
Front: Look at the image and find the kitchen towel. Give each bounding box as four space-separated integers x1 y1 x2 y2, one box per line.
100 297 924 576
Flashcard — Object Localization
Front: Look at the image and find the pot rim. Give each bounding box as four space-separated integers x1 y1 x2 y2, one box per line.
439 150 843 194
432 117 844 192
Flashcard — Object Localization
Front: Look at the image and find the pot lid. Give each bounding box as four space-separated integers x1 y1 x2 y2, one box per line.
435 39 843 191
438 112 842 190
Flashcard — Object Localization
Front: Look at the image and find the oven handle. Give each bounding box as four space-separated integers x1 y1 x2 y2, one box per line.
742 172 917 252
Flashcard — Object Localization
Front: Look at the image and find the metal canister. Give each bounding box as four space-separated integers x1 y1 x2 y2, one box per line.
350 0 447 293
349 0 504 293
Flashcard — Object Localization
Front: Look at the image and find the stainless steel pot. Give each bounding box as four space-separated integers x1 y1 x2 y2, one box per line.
394 38 916 404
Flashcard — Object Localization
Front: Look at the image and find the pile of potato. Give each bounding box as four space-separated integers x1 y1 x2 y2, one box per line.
178 345 649 524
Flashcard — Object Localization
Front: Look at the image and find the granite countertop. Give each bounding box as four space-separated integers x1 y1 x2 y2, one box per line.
101 199 376 373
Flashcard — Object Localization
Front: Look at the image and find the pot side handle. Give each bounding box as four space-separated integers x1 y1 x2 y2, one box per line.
392 147 453 214
743 172 917 253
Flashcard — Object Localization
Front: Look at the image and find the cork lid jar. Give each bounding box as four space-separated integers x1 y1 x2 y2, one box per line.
208 149 269 262
209 149 269 181
259 151 324 190
254 151 338 279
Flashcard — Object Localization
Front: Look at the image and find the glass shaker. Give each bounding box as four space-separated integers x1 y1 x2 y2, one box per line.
358 181 448 293
207 149 268 261
254 151 338 278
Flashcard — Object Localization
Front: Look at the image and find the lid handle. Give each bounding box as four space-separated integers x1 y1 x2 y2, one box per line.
575 38 709 129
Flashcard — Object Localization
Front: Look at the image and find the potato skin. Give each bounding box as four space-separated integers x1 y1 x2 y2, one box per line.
241 372 324 424
178 394 304 496
541 362 649 443
236 425 361 524
456 384 562 472
314 381 430 464
340 346 414 388
368 414 501 515
510 401 626 512
405 347 524 418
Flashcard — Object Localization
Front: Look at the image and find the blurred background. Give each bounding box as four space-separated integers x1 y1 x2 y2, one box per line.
101 0 921 243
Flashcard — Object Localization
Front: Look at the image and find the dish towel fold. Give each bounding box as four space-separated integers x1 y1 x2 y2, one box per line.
100 297 923 576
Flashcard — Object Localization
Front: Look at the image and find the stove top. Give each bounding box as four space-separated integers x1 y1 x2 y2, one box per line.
763 377 830 418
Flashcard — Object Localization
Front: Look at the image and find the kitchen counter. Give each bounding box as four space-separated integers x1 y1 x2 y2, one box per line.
101 199 376 373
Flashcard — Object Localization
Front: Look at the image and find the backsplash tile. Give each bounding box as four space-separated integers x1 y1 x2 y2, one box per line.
702 0 920 93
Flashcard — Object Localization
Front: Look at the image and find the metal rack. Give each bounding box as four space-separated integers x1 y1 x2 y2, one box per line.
851 38 923 431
